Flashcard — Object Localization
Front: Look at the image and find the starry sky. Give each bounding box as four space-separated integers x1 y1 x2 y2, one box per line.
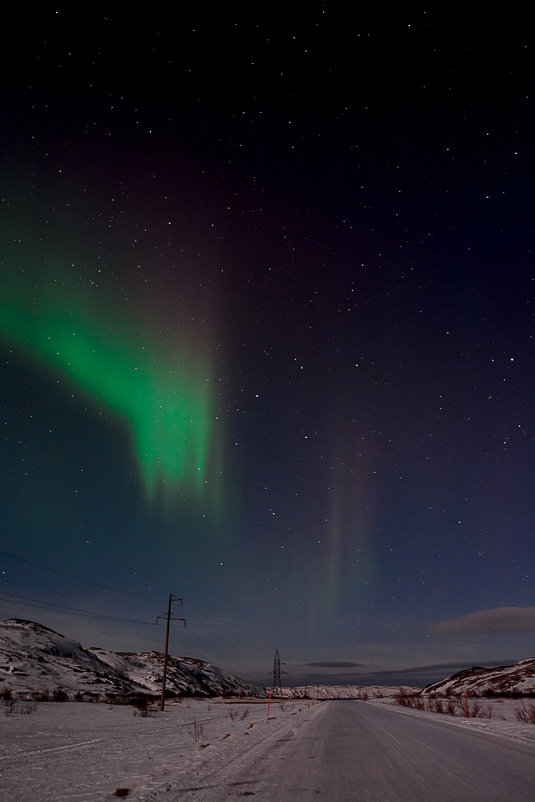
1 4 534 688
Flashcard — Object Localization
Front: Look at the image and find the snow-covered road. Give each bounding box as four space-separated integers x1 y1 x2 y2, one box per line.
166 700 535 801
2 698 534 800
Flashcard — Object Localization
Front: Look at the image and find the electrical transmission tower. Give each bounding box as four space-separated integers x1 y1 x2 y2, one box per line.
273 648 281 690
269 649 287 693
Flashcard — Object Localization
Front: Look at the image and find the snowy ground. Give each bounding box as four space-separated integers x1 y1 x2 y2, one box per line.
1 695 534 801
0 696 312 801
369 694 535 745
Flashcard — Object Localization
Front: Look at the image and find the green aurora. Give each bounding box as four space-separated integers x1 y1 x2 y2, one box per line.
0 276 219 508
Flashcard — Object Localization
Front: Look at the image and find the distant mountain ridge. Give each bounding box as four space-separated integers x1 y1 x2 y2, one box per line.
0 619 266 698
422 657 535 696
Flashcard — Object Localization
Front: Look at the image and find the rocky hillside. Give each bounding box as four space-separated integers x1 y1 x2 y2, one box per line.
0 619 266 699
422 657 535 696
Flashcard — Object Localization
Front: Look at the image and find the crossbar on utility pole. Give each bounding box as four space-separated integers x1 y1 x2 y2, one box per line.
156 593 185 711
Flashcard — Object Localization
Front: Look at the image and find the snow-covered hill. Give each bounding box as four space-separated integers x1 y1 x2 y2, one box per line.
0 619 266 699
422 657 535 696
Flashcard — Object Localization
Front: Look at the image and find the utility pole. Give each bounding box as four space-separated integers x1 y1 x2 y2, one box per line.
157 593 186 711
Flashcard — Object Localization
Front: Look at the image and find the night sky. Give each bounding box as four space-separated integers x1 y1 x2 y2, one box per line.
1 4 534 688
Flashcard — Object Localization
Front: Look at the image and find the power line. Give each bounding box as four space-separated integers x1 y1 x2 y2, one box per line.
0 590 157 626
0 548 160 603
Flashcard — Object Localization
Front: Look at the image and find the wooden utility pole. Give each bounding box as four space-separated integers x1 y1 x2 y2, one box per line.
157 594 185 711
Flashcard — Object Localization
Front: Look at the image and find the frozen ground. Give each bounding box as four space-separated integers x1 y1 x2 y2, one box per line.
1 695 534 801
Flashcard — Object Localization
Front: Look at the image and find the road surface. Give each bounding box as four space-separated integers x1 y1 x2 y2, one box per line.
164 700 535 801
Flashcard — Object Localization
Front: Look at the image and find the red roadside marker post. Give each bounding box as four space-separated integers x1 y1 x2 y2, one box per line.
464 682 467 718
266 688 272 723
